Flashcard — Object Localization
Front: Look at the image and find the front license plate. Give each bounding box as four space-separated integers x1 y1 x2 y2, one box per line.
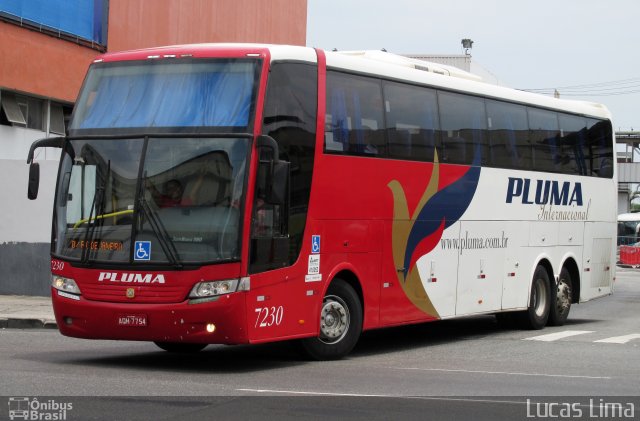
117 314 147 327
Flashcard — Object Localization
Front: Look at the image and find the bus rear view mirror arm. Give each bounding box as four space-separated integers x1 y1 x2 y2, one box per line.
26 136 66 164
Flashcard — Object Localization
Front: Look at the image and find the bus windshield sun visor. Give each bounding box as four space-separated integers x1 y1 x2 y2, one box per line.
70 59 260 133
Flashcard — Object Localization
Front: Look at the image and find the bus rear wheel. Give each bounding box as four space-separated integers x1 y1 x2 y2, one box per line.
300 279 362 360
154 342 207 353
517 265 551 330
548 267 572 326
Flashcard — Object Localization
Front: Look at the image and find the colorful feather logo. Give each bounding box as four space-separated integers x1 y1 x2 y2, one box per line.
388 148 481 318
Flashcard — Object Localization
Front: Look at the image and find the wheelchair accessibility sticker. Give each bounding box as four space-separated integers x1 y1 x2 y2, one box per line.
134 241 151 261
311 235 321 254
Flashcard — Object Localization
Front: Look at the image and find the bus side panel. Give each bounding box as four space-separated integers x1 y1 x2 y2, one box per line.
245 264 318 343
501 221 530 310
455 220 508 315
380 220 445 325
320 218 383 330
581 221 615 301
246 218 385 343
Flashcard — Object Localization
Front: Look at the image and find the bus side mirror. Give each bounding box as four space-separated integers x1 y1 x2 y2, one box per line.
268 160 290 205
27 162 40 200
26 136 67 200
256 160 289 205
255 135 289 205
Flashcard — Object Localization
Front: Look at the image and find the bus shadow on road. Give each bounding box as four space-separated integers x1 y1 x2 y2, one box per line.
54 340 311 373
45 315 607 371
350 314 605 357
352 315 502 357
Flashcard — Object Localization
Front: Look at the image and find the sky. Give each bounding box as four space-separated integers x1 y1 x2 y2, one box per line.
306 0 640 131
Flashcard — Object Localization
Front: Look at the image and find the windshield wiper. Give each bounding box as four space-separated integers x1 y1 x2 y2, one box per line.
138 194 182 268
81 160 110 264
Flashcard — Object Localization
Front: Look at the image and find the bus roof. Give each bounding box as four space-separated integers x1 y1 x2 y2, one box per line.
92 43 612 121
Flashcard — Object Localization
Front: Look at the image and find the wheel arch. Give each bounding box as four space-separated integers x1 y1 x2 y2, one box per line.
535 257 554 289
328 269 364 315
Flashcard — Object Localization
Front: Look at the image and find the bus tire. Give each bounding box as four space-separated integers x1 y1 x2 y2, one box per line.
154 342 207 353
300 279 363 360
548 267 572 326
517 265 551 330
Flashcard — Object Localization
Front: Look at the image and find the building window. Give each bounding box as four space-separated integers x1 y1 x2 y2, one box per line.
16 94 44 131
0 92 26 126
1 90 72 134
49 103 70 135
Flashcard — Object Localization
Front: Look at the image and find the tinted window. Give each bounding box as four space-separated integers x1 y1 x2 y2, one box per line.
438 92 486 165
321 72 613 178
252 62 318 272
586 118 614 178
250 63 318 272
558 114 588 175
383 81 439 161
325 71 386 157
528 108 559 173
486 100 530 170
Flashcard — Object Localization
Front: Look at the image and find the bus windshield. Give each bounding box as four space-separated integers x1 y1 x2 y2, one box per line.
69 58 260 134
54 136 249 265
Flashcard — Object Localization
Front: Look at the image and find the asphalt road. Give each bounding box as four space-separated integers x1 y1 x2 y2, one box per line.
1 269 639 420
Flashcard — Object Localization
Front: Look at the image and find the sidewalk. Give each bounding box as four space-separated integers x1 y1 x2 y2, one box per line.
0 295 57 329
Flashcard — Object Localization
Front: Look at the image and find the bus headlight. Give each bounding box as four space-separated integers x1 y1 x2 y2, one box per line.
190 279 238 298
189 277 250 299
52 275 81 295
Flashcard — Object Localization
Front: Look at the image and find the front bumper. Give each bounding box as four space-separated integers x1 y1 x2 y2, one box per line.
51 287 249 344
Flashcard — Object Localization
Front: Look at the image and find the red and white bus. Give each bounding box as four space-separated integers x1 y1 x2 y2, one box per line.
27 44 616 359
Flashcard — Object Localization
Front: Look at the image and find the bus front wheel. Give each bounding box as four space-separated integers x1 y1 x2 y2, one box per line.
518 265 551 330
300 279 363 360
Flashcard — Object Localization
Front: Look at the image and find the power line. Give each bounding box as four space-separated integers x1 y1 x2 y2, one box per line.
522 77 640 91
520 77 640 97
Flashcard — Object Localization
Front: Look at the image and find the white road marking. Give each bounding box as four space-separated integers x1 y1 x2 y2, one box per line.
237 388 393 397
523 330 594 342
594 333 640 344
391 367 610 380
237 389 528 405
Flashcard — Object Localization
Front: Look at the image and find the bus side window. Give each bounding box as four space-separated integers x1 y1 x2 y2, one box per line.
558 114 588 176
586 118 614 178
383 81 439 162
325 71 386 157
528 108 559 173
438 91 487 165
486 100 529 170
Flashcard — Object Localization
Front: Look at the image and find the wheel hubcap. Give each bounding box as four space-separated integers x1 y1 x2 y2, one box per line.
556 281 571 315
319 295 350 344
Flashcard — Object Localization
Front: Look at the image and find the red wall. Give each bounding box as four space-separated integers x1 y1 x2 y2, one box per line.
108 0 307 52
0 0 307 103
0 21 97 102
